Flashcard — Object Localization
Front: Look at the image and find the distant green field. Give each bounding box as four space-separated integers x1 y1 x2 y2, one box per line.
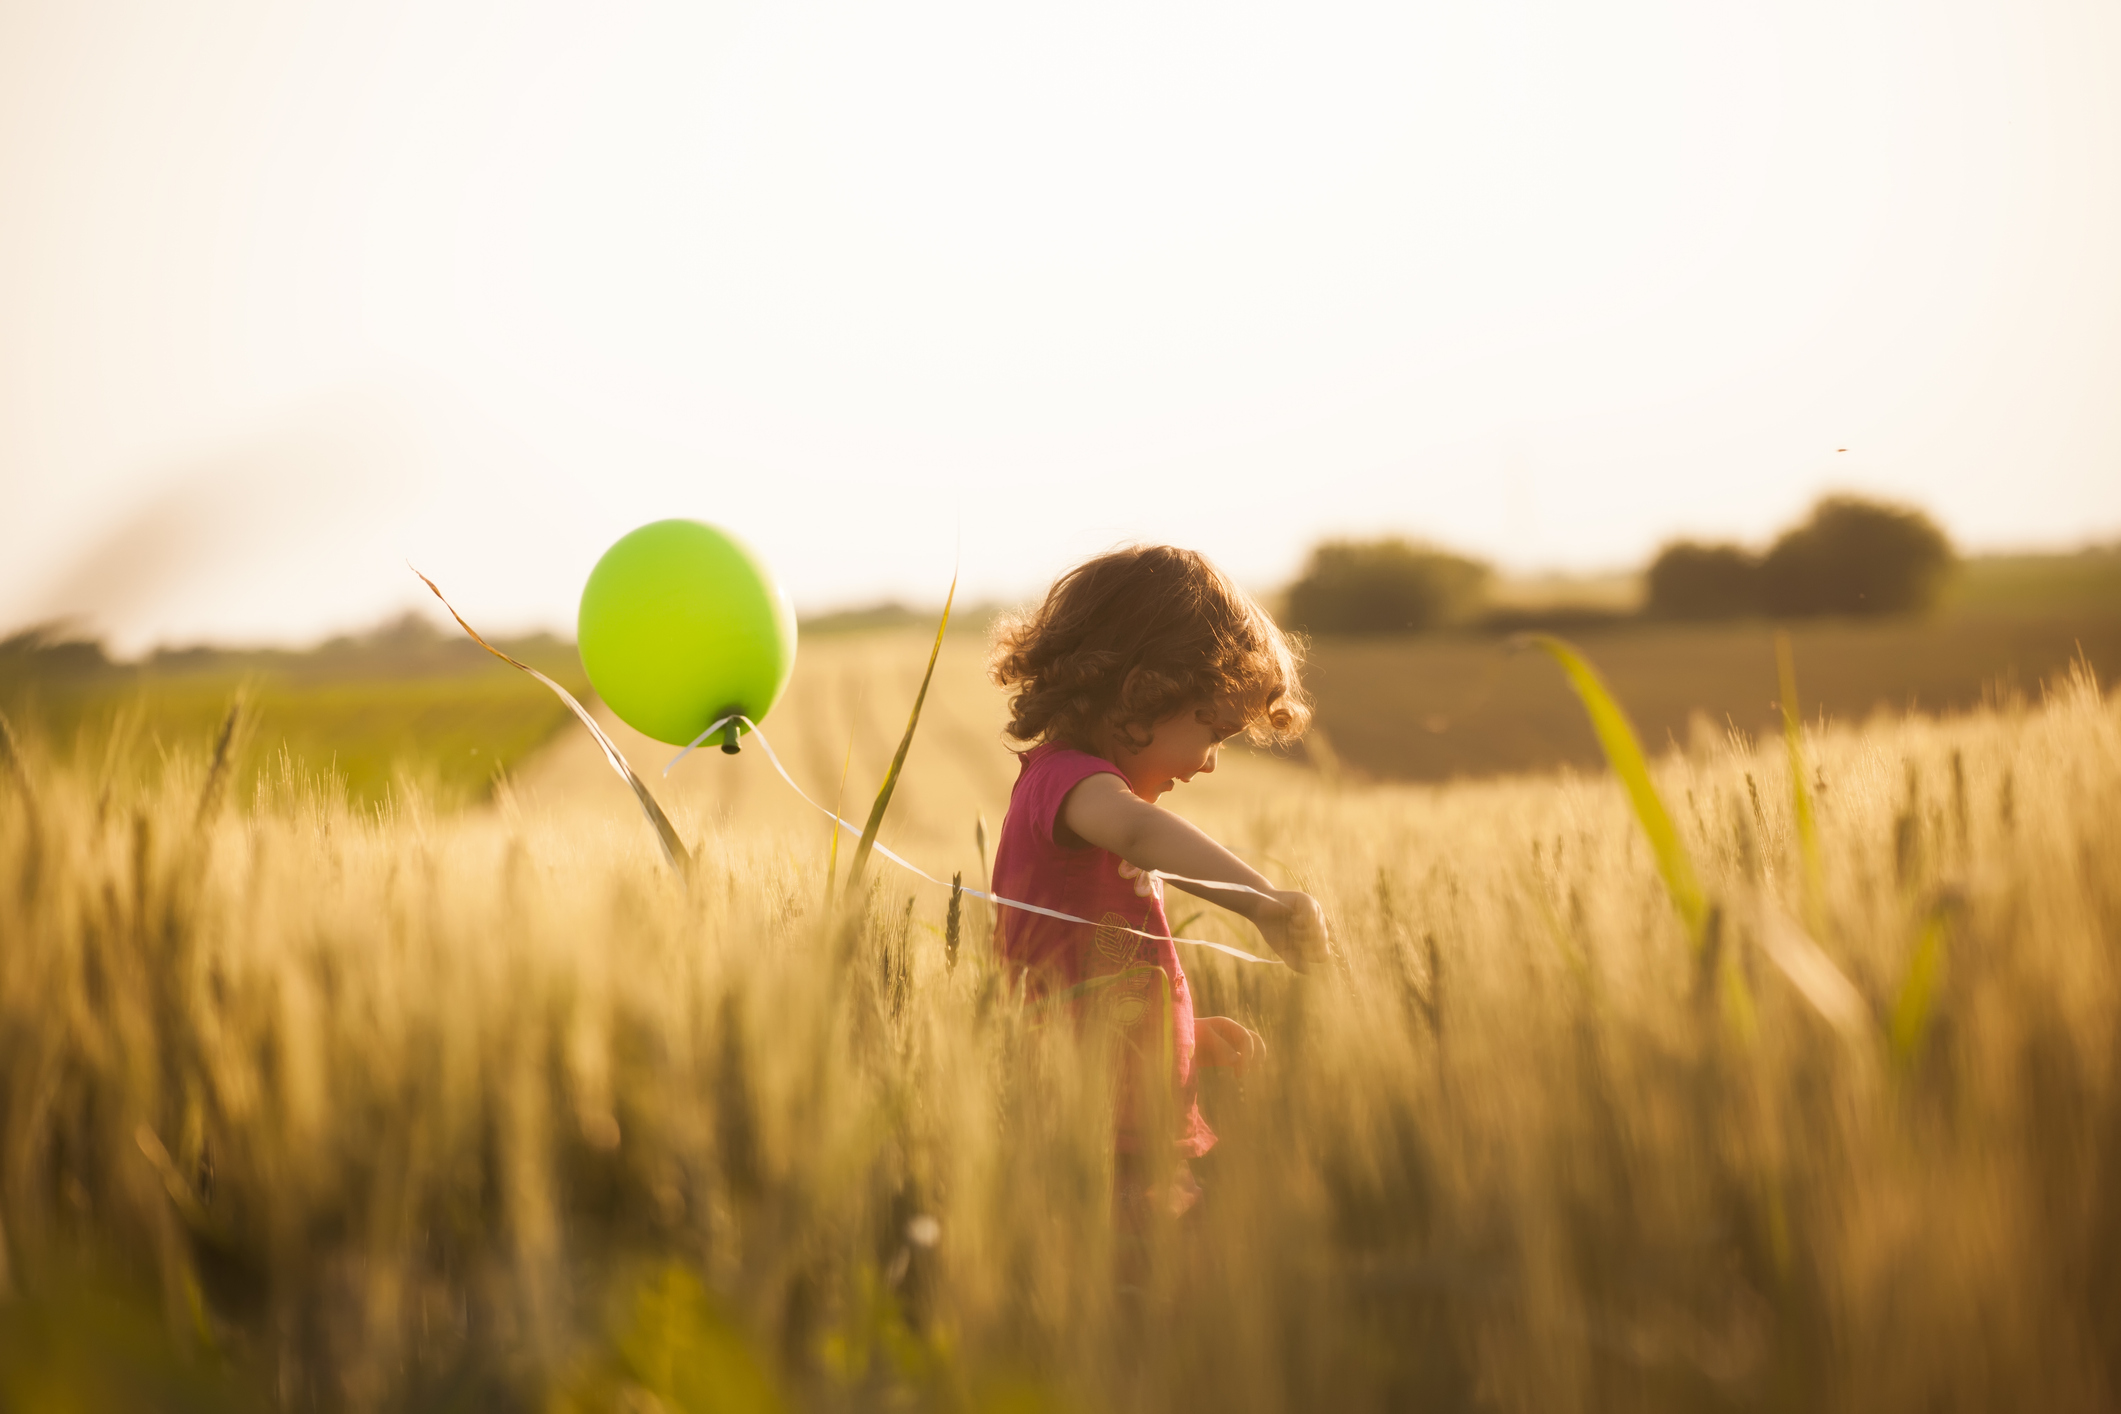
1939 546 2121 614
0 617 586 807
4 549 2113 803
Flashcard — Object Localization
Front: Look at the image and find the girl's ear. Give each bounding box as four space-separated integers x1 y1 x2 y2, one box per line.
1109 667 1156 752
1108 716 1155 752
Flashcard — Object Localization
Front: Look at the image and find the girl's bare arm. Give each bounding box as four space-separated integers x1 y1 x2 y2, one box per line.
1061 773 1330 967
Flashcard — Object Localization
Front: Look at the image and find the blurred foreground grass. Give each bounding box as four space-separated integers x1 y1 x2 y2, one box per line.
3 622 2119 1410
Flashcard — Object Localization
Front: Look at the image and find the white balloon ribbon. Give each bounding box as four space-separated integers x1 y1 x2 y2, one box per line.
688 713 1285 966
417 569 1287 966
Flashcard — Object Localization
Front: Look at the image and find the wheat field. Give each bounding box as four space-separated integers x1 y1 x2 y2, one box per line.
2 630 2118 1412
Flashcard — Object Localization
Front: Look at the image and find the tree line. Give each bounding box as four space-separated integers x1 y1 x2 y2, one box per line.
1284 494 1956 636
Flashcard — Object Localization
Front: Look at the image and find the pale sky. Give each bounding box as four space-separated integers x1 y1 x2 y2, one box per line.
2 0 2117 651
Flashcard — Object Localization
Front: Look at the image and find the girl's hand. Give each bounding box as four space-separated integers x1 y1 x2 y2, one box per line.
1196 1016 1266 1076
1255 890 1331 972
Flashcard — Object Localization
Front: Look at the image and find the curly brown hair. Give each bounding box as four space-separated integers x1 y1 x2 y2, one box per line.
990 545 1311 751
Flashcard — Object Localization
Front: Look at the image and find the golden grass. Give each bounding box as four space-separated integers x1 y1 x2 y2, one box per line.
2 640 2119 1412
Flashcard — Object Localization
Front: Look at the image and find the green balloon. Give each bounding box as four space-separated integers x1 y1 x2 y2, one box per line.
577 520 798 747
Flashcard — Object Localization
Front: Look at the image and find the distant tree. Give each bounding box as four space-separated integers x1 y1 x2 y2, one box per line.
1645 542 1762 619
1284 538 1491 635
1760 495 1955 617
0 625 112 679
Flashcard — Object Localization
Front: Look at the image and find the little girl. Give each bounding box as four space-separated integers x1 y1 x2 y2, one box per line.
987 544 1330 1188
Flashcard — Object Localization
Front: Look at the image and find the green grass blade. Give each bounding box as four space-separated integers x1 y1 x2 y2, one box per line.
1521 634 1709 945
1775 631 1826 929
844 573 956 902
1889 898 1952 1068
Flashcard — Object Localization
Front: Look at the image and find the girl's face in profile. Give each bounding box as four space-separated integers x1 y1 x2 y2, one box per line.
1113 699 1247 801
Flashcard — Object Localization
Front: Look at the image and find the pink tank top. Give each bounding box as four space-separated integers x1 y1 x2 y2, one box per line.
991 741 1211 1157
